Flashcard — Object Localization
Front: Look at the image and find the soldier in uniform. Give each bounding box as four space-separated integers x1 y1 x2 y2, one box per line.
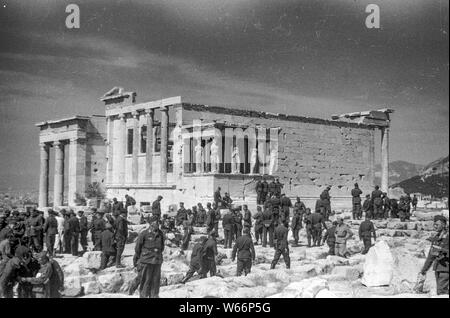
196 203 207 227
90 210 106 251
351 183 363 220
280 194 292 224
181 211 194 251
180 236 208 284
270 195 281 227
243 205 252 232
419 215 448 295
303 208 313 247
323 221 337 255
274 178 283 197
133 215 165 298
26 209 44 253
124 194 136 214
176 202 188 226
43 209 58 257
261 178 269 204
398 196 408 222
262 203 274 248
231 227 255 276
222 209 234 249
362 194 373 219
371 186 383 220
213 203 221 234
335 217 353 258
270 221 290 269
151 195 163 219
99 223 116 270
233 207 243 239
20 252 60 298
268 179 277 198
223 192 233 208
390 198 399 218
62 211 71 253
68 211 80 256
214 187 223 206
256 178 263 205
78 210 89 253
253 206 263 245
382 193 391 219
111 197 125 215
359 215 377 254
113 209 128 267
291 208 303 247
205 203 215 233
412 195 418 212
307 209 327 247
293 197 306 229
200 230 218 278
320 186 332 220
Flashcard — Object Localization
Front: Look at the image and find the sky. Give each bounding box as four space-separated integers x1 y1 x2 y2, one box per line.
0 0 448 191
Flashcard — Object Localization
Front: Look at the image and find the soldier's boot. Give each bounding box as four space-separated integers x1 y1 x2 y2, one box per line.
307 237 311 247
270 261 277 270
285 259 291 269
180 273 193 284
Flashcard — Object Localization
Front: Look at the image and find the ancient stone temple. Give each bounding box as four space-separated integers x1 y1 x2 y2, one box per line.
36 87 393 211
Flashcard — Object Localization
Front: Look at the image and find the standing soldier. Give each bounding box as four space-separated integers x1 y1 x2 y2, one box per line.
351 183 363 220
243 205 252 232
320 186 332 220
233 207 243 239
196 203 207 227
363 194 373 219
205 203 215 233
253 206 263 245
90 210 105 251
181 211 194 251
26 209 44 253
270 221 290 269
200 230 218 278
274 178 283 197
176 202 188 227
359 215 377 254
412 195 418 212
151 195 163 219
371 185 383 220
256 178 263 205
63 211 71 254
262 203 274 248
213 203 221 234
133 215 165 298
268 179 277 198
405 193 412 219
68 211 80 256
111 198 125 216
78 210 88 253
124 194 136 214
308 209 327 247
293 197 306 228
323 221 338 255
418 215 449 295
398 196 408 222
113 209 128 268
222 210 234 249
43 209 58 257
382 193 391 219
261 178 269 204
180 236 208 284
335 217 353 258
214 187 223 206
99 223 116 270
303 208 313 247
280 194 292 224
291 208 303 247
390 198 399 218
231 227 255 276
270 195 281 227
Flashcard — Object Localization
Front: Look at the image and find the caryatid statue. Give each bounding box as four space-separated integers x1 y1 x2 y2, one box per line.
250 147 258 174
269 146 278 175
194 141 203 174
210 137 220 173
232 146 240 174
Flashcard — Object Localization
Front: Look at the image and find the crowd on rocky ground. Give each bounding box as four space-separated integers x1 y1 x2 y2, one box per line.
0 181 447 298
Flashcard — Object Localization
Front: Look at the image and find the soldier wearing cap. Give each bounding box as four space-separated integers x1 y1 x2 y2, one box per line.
99 223 116 270
231 227 255 276
261 178 269 204
176 202 188 227
133 215 165 298
151 195 163 219
43 209 58 257
270 221 290 269
205 202 215 233
362 194 373 219
335 217 353 258
358 214 376 254
253 206 263 245
200 230 218 278
20 251 58 298
90 209 106 251
351 183 363 220
371 185 383 220
180 236 208 284
26 209 44 253
113 208 128 268
222 209 234 249
419 215 449 295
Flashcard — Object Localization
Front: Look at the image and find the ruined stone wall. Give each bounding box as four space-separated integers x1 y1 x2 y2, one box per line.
181 105 375 210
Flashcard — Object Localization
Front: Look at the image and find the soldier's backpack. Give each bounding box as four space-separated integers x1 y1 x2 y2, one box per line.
51 259 65 290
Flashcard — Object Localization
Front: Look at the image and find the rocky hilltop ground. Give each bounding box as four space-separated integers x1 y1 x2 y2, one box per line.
54 209 449 298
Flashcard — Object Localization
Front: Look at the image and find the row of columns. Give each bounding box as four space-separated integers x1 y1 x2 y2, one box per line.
106 106 169 186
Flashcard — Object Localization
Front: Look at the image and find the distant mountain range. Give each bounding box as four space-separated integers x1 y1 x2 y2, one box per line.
374 160 424 186
391 156 449 198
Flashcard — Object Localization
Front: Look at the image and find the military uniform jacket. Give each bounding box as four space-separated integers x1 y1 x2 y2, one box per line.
323 226 336 243
90 218 106 233
197 208 206 223
27 261 54 297
222 213 234 230
291 214 302 230
114 215 128 239
303 214 312 228
243 210 252 228
233 212 243 227
176 208 188 225
280 197 292 210
205 209 214 227
262 209 273 227
274 225 289 250
422 229 449 273
372 190 383 205
112 202 125 214
151 200 161 215
262 181 269 193
294 201 306 213
214 208 221 224
363 199 372 212
359 220 376 239
79 216 88 232
268 182 277 194
351 188 363 203
232 235 255 261
43 215 58 236
0 256 23 292
68 216 80 234
134 229 165 265
203 238 218 260
256 181 263 192
27 215 44 237
190 242 204 267
214 190 222 203
100 229 116 253
253 211 263 229
310 212 326 229
320 190 330 203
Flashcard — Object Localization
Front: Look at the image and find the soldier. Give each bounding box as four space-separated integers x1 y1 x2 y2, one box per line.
335 217 353 258
181 211 194 251
222 209 234 249
43 209 58 257
62 211 71 253
320 186 332 220
382 193 391 219
351 183 363 220
90 210 106 251
362 194 373 219
398 196 408 222
280 194 292 224
180 236 208 284
223 192 233 208
261 178 269 204
15 245 39 298
205 202 215 233
26 209 44 253
405 193 412 219
270 195 281 226
262 203 274 248
270 221 290 269
390 198 399 218
419 215 449 295
78 210 89 253
99 223 116 270
133 215 165 298
20 252 60 298
323 221 338 255
371 185 383 220
303 208 313 247
111 197 125 215
124 194 136 213
359 215 377 254
151 195 163 219
308 209 327 247
191 206 198 226
68 211 80 256
253 206 263 245
200 230 218 278
176 202 188 227
274 178 283 197
412 195 418 212
233 207 243 239
0 247 28 298
232 227 255 276
214 187 223 206
293 197 306 229
243 205 252 232
196 203 207 227
315 198 326 219
213 203 221 234
256 178 263 205
268 179 277 198
113 209 128 268
291 208 303 247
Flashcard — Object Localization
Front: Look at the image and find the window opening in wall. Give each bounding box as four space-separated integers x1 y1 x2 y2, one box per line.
141 125 147 153
154 126 161 153
127 128 133 155
244 136 249 174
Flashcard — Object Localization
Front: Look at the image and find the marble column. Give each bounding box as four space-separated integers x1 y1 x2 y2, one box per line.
106 116 114 184
132 111 140 184
145 109 154 183
381 126 390 193
38 143 49 207
68 137 86 206
160 106 169 184
53 141 65 207
118 113 126 185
